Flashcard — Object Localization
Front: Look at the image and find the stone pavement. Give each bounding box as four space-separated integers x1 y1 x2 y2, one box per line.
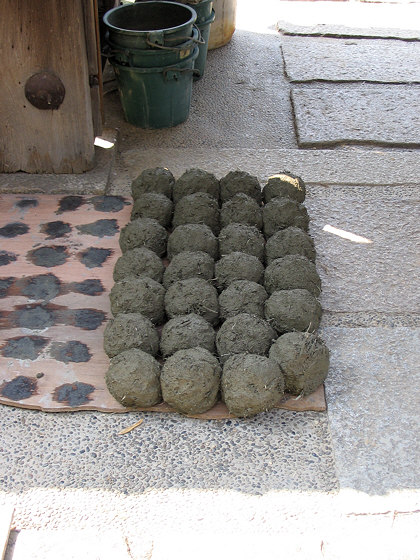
1 1 419 558
292 86 420 147
282 36 420 82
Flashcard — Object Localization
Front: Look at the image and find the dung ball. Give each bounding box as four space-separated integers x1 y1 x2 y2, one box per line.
264 289 322 334
220 170 262 204
119 218 168 256
219 280 268 319
164 277 219 325
131 167 174 200
216 312 276 363
130 193 173 227
163 251 215 288
167 224 218 260
265 227 316 264
269 331 329 396
172 192 220 235
173 168 220 203
218 223 265 262
161 347 221 414
264 255 321 297
106 348 161 407
110 277 165 324
215 252 264 291
113 247 164 283
263 173 306 203
220 193 263 230
263 197 309 238
103 313 159 357
221 354 284 417
160 313 215 357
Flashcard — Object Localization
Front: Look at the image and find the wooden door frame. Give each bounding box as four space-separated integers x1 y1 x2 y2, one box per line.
83 0 103 137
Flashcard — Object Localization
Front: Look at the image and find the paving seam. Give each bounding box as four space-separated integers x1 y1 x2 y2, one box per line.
289 79 420 85
279 32 420 43
298 140 420 150
289 89 302 148
279 30 420 43
290 81 420 88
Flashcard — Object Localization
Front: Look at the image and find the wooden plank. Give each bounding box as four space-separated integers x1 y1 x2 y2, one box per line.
0 387 326 417
0 194 327 417
0 506 14 560
0 194 127 412
0 0 95 173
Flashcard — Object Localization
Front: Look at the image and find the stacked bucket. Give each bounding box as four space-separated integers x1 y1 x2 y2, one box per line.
186 0 215 75
103 0 214 129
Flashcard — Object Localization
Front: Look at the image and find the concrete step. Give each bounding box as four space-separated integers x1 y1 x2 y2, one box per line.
109 147 420 193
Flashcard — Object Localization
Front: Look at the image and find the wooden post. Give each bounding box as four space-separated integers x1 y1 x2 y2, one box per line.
0 0 99 173
83 0 103 137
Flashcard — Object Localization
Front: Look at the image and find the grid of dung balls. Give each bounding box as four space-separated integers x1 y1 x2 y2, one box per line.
104 167 330 417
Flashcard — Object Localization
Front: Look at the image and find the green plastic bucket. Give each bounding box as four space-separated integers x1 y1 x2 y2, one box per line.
111 46 199 129
104 1 197 49
185 0 214 24
134 0 213 25
105 26 200 68
194 9 215 80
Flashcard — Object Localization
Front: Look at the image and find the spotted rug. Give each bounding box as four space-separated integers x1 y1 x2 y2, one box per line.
0 194 325 417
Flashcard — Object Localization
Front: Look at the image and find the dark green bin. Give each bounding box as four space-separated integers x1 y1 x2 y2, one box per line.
106 27 200 68
194 9 216 80
187 0 213 24
104 1 197 49
111 46 199 129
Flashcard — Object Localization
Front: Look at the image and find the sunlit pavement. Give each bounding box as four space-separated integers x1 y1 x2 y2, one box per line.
1 1 419 558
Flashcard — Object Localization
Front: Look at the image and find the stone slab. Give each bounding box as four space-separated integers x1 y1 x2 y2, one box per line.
277 20 420 40
151 533 324 560
291 86 420 146
2 488 419 556
276 0 420 40
150 518 420 560
322 326 420 494
282 37 420 83
10 530 131 560
319 511 420 560
306 185 420 313
109 148 420 193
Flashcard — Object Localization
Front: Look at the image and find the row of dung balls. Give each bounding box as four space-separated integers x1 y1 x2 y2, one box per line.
104 168 329 418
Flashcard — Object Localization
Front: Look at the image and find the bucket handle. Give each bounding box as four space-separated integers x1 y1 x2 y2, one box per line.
104 45 200 69
102 44 134 65
146 26 205 49
163 67 201 81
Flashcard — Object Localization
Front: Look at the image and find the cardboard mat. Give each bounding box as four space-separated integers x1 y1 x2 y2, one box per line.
0 194 326 418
